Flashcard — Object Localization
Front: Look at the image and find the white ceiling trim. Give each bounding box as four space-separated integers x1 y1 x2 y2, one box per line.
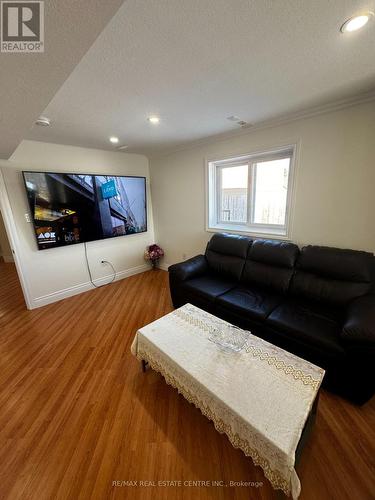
149 88 375 159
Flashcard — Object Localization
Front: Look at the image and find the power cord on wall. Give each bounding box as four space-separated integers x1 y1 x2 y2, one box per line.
84 241 117 288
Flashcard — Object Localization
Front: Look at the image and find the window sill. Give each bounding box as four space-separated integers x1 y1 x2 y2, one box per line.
206 224 290 241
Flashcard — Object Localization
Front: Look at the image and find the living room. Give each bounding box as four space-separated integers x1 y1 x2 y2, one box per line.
0 1 374 499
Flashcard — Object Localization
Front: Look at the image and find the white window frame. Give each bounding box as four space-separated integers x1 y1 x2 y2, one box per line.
206 144 297 239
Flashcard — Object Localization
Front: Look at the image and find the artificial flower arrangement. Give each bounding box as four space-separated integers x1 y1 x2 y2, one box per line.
144 244 164 268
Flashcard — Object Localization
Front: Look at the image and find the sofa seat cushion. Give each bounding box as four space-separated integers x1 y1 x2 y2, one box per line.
180 274 236 302
267 299 345 357
216 286 282 320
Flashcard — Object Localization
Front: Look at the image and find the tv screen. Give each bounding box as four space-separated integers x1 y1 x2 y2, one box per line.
23 171 147 250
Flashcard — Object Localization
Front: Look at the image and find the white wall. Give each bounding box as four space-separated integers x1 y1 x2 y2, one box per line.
150 101 375 267
0 210 13 262
0 140 154 308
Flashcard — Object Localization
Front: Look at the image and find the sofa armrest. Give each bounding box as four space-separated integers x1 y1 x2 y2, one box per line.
168 255 208 282
342 295 375 345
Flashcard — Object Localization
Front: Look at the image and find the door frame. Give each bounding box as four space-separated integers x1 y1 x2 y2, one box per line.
0 167 33 309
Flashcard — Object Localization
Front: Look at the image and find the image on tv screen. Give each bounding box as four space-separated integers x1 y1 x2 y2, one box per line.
23 172 147 250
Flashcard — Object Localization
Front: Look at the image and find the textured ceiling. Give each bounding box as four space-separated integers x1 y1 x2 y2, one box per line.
22 0 375 156
0 0 124 159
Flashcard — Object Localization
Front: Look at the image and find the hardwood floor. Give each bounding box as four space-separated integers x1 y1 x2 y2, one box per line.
0 261 374 500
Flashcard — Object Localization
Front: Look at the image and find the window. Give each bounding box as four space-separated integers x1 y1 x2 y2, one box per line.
207 146 295 237
218 164 248 223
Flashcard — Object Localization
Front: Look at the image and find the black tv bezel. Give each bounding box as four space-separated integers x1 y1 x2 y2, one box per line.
22 171 148 251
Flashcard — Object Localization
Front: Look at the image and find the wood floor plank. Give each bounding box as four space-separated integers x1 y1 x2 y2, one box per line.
0 262 374 500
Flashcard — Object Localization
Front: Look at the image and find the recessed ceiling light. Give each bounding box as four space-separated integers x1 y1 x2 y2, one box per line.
148 116 160 124
340 12 373 33
35 116 51 127
109 136 119 144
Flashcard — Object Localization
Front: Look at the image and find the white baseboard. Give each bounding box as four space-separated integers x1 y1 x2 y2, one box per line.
158 262 170 271
32 264 151 309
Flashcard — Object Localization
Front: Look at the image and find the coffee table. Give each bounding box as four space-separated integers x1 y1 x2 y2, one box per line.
131 303 324 498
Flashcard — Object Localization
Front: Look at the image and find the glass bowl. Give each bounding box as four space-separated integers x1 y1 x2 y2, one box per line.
208 324 250 352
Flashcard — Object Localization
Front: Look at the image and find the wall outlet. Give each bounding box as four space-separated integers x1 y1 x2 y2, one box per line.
25 213 31 223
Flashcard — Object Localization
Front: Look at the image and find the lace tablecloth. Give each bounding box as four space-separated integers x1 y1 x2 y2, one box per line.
131 303 325 498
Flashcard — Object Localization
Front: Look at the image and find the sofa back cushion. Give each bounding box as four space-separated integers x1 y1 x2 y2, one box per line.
205 233 252 280
241 240 300 293
291 245 374 306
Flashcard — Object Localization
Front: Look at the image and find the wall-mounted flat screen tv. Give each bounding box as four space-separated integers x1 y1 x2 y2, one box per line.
23 172 147 250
